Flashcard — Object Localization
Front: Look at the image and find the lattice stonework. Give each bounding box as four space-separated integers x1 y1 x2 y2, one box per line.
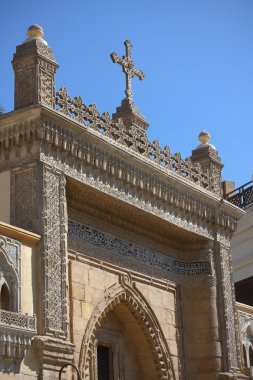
55 87 222 195
41 167 67 336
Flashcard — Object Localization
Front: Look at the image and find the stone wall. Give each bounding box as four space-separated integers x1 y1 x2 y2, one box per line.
69 253 179 379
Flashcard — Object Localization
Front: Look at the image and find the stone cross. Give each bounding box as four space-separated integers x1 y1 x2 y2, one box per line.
110 40 144 100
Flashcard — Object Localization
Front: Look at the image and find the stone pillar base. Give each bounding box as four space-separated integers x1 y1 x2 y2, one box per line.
32 335 75 380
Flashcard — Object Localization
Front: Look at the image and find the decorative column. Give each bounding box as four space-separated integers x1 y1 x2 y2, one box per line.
12 24 59 110
33 164 75 380
40 165 68 337
191 131 223 196
213 237 247 379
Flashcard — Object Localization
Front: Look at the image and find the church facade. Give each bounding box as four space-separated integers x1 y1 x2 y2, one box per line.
0 25 248 379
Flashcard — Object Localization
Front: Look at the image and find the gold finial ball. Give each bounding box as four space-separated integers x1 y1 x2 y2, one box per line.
198 130 211 144
26 24 44 39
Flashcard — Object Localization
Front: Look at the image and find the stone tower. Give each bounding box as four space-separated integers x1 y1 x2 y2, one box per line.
191 130 224 195
12 24 59 110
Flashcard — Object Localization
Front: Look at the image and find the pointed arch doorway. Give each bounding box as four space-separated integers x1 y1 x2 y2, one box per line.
79 274 175 380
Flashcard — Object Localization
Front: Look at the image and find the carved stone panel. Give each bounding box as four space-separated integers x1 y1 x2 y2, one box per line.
10 166 37 232
40 166 67 337
215 240 241 371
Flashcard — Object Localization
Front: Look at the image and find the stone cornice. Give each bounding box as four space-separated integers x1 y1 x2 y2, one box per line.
0 105 244 235
0 221 41 245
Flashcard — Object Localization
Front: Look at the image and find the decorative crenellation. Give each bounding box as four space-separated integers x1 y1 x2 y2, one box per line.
55 87 222 196
0 115 239 236
68 220 211 277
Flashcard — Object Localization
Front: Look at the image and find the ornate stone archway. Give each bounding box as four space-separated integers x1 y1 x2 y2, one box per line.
79 273 176 380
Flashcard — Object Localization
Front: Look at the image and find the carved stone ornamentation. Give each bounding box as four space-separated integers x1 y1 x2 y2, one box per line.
79 274 175 380
40 166 68 337
55 88 223 196
214 240 241 371
68 220 211 277
0 235 21 312
10 165 37 233
12 26 58 110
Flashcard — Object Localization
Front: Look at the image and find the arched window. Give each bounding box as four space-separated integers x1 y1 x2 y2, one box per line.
0 283 10 311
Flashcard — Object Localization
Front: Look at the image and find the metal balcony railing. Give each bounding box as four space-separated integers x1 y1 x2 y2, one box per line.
0 309 36 331
225 180 253 209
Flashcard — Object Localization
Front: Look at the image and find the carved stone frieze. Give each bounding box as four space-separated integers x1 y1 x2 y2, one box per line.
0 113 241 239
68 220 213 286
55 87 224 196
40 165 67 337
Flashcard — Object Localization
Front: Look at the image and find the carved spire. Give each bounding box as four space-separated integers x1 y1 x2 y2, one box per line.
191 131 224 195
12 25 59 110
110 40 149 134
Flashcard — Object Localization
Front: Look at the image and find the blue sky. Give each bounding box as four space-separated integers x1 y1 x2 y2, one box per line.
1 0 253 186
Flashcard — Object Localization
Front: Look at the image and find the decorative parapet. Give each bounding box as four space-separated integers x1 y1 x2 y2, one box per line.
0 310 36 373
55 87 222 196
0 309 36 331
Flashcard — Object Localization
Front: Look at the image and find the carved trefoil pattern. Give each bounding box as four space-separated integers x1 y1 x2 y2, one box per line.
41 167 67 336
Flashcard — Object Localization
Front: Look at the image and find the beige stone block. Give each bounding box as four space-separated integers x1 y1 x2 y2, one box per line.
83 286 104 305
73 332 84 350
183 312 212 330
184 327 219 344
71 261 89 285
186 357 222 373
163 290 176 311
71 282 85 300
167 339 179 356
147 289 164 308
72 299 81 317
73 315 86 332
166 310 176 326
185 341 221 359
182 284 210 301
88 268 106 290
81 302 93 320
